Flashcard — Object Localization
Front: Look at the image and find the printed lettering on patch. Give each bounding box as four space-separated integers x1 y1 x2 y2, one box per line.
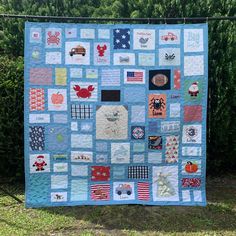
113 182 135 200
101 69 120 86
184 55 204 76
48 89 67 111
111 143 130 163
182 125 202 144
161 121 180 133
96 105 128 140
65 41 90 65
94 43 110 65
133 29 155 50
45 52 61 64
184 29 203 52
148 94 167 118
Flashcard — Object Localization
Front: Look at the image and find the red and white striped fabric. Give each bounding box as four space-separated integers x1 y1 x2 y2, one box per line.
91 184 110 201
137 182 150 201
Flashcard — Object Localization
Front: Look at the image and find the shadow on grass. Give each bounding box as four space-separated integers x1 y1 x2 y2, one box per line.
42 185 236 233
1 179 236 234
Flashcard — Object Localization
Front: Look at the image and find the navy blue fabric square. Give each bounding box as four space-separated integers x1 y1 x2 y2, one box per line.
113 28 130 49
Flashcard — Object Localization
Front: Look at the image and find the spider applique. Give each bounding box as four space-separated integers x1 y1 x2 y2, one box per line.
149 97 166 115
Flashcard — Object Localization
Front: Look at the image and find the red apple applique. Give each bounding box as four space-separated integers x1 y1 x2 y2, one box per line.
51 92 64 106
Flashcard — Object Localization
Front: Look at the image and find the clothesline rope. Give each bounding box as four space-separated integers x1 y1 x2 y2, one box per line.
0 14 236 23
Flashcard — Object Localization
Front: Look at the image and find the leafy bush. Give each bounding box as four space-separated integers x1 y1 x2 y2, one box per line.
0 56 24 180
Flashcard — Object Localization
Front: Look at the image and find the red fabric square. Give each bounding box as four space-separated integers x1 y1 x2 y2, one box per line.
184 105 202 122
91 166 110 181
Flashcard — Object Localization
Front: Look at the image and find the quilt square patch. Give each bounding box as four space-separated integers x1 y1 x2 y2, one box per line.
29 88 45 111
91 184 110 200
29 126 45 151
25 22 208 207
113 28 130 49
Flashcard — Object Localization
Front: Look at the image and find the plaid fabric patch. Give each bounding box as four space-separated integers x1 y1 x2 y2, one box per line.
71 104 93 119
128 166 149 179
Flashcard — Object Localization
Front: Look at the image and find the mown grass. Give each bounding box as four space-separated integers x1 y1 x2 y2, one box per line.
0 176 236 236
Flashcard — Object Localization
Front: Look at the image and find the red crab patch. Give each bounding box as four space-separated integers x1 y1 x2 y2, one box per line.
73 85 94 98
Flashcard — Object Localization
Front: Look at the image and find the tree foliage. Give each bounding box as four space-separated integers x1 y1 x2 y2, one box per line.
0 0 235 179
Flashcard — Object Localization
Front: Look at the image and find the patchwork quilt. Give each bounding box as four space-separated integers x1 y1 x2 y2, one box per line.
24 22 208 207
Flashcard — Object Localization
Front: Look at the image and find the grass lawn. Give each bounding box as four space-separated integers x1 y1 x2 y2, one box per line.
0 176 236 236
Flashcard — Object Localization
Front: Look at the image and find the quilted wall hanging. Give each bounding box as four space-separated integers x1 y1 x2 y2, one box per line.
24 22 208 207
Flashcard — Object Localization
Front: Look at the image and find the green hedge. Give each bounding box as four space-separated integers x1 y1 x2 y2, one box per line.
0 56 24 180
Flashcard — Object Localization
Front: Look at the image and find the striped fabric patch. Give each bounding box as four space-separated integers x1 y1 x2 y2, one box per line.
101 69 120 86
91 184 110 200
137 182 150 201
29 68 52 85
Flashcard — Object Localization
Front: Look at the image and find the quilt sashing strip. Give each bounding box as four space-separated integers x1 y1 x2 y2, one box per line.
24 22 208 207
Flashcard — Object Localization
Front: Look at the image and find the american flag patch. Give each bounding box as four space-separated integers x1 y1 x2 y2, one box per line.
124 69 145 84
137 182 150 201
91 184 110 200
127 72 143 81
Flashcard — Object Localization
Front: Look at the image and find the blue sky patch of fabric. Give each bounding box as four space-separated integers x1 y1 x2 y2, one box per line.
24 22 208 207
